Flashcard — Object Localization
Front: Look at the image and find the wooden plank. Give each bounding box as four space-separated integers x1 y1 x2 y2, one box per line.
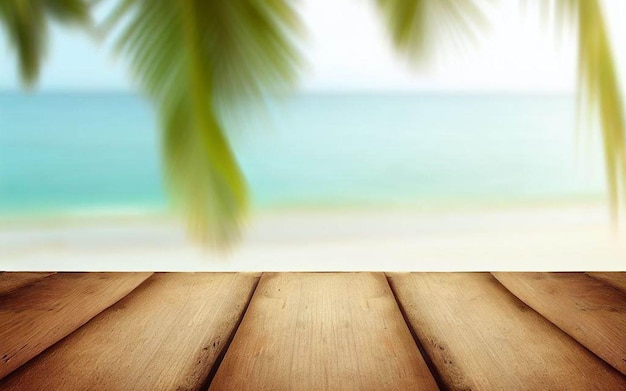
493 272 626 375
0 272 150 380
0 273 260 391
587 272 626 293
210 272 438 391
0 272 55 295
387 272 626 391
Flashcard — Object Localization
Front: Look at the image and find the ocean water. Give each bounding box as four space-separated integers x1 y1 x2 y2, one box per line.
0 92 606 217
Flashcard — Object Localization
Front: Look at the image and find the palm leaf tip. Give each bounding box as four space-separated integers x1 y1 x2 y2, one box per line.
375 0 489 63
0 0 90 86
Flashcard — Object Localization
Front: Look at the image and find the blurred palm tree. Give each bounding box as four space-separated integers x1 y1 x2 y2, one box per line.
1 0 624 248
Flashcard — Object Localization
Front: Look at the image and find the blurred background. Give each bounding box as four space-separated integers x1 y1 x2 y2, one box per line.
1 0 624 270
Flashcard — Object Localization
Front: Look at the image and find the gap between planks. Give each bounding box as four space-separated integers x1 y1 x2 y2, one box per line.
209 272 438 391
387 272 626 391
0 272 152 381
586 272 626 293
493 272 626 375
0 272 56 295
0 272 259 391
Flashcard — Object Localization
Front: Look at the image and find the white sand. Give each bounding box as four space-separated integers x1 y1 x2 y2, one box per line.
1 203 624 271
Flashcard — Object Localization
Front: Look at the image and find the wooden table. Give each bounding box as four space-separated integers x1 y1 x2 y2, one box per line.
1 272 624 390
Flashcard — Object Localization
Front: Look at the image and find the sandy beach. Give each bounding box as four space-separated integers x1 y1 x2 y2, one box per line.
1 202 624 271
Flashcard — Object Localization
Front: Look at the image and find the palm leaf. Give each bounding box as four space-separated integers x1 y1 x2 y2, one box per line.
107 0 300 246
375 0 489 61
551 0 625 220
0 0 89 86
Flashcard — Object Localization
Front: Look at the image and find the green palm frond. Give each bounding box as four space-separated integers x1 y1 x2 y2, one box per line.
375 0 489 61
552 0 625 219
108 0 300 246
577 0 625 218
0 0 89 86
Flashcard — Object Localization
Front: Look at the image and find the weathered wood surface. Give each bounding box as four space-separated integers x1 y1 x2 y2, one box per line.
493 272 626 375
587 272 626 293
0 272 55 295
210 272 438 391
0 272 151 380
387 272 626 391
0 273 260 391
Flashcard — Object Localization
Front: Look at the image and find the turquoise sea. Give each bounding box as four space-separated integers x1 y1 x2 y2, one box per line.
0 92 606 217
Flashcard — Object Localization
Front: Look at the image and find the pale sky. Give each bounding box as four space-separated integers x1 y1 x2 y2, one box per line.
1 0 626 92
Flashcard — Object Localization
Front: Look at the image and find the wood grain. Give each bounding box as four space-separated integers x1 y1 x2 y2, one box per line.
0 273 259 391
587 272 626 293
493 272 626 375
0 272 150 380
0 272 55 295
388 272 626 391
210 272 438 391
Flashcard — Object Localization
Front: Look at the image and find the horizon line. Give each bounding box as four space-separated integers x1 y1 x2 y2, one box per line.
0 88 576 97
